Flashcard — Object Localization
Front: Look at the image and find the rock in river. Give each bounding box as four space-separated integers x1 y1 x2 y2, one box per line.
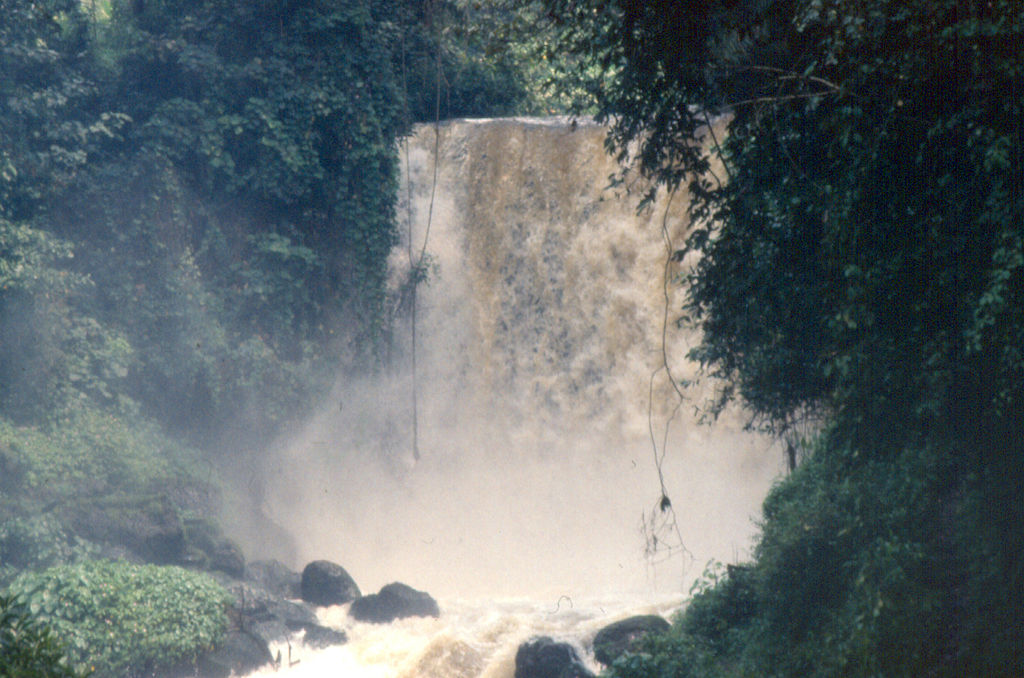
300 560 361 606
592 614 670 666
514 636 595 678
349 582 440 623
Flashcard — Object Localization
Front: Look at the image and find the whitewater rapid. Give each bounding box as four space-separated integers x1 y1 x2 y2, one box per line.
245 593 685 678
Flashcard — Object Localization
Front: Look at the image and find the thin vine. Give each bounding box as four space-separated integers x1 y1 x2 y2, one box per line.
403 1 445 462
642 182 695 584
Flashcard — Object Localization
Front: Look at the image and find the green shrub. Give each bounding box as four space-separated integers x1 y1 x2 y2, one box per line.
0 592 88 678
8 560 231 678
751 442 949 677
0 516 97 586
680 563 758 655
0 407 206 499
605 434 1023 678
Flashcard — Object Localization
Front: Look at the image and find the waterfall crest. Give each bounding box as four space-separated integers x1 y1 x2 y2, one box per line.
395 117 693 438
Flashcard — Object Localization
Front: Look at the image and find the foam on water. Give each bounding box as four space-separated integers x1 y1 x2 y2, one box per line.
246 593 686 678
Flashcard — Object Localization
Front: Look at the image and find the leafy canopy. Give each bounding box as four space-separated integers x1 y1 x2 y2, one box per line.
543 0 1023 675
545 0 1023 460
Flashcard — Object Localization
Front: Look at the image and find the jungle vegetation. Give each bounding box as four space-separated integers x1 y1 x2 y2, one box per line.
2 0 1021 675
543 0 1023 675
0 0 543 671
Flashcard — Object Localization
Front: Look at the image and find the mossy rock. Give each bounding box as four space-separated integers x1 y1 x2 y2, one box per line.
183 517 246 578
592 615 671 665
59 493 185 565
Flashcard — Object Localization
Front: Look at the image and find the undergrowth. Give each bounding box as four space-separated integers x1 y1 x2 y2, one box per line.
607 437 1023 678
8 560 231 678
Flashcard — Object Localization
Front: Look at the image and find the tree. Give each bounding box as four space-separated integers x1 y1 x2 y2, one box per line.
0 0 132 422
0 0 111 223
389 0 535 121
545 0 1023 460
26 0 419 446
544 0 1023 674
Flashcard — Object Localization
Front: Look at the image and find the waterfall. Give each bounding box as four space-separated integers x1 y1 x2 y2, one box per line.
240 118 779 677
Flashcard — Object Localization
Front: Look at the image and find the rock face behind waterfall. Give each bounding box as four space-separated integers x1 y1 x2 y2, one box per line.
396 117 698 437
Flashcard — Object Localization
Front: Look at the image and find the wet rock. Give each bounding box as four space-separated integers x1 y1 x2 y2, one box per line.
194 629 273 678
592 615 670 665
183 518 245 578
514 636 595 678
225 581 319 644
300 560 361 606
246 559 302 599
62 493 185 564
302 624 348 648
349 582 440 623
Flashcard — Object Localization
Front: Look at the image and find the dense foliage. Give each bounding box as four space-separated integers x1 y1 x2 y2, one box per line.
544 0 1022 675
9 560 231 678
0 516 97 586
547 0 1023 449
0 0 535 454
0 4 539 674
614 441 1009 677
0 0 537 541
53 0 415 446
0 593 89 678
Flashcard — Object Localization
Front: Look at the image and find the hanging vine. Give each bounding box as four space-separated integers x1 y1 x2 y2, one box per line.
641 183 695 583
401 0 445 462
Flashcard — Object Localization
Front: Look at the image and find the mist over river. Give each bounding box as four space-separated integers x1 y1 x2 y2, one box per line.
233 118 780 677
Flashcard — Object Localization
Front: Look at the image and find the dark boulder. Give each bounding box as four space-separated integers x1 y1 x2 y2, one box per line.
592 614 670 665
247 559 302 599
302 624 348 649
225 581 319 644
194 630 274 678
300 560 361 606
182 518 245 578
514 636 595 678
349 582 440 623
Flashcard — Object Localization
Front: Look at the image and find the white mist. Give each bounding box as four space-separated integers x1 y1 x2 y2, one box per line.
236 118 780 678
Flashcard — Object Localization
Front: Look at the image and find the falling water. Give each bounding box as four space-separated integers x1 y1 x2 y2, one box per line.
238 118 780 677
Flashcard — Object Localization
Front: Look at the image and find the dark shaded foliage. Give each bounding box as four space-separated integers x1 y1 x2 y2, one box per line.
545 0 1024 456
0 593 89 678
544 0 1023 675
0 0 534 456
